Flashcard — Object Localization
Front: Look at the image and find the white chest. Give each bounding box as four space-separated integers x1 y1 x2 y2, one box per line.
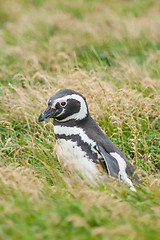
55 139 100 185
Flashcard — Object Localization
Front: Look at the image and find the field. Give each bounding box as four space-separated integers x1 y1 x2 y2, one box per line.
0 0 160 239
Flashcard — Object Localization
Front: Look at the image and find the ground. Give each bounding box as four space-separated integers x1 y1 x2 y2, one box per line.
0 0 160 239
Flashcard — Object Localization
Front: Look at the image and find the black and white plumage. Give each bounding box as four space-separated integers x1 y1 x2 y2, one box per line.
38 89 138 191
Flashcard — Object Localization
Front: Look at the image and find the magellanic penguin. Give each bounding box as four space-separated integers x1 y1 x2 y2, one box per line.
38 89 138 191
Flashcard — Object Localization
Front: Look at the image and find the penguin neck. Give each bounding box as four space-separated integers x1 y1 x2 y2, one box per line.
53 115 91 128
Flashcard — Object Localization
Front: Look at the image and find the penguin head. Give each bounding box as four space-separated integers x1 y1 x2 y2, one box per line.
38 89 89 122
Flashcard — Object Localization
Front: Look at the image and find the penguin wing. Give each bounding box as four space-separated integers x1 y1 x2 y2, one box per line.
97 141 138 191
97 142 138 192
97 143 120 178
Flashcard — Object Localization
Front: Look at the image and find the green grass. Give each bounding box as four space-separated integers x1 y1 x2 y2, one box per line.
0 0 160 239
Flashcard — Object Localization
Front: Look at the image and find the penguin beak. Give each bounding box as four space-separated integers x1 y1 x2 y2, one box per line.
38 107 56 122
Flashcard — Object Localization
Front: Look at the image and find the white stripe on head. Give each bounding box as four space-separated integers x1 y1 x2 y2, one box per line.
50 94 88 121
110 152 136 192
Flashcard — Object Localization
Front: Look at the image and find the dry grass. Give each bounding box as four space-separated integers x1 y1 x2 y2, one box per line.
0 0 160 239
0 165 43 199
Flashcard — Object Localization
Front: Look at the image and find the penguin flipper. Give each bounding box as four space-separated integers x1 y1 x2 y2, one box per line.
97 143 137 191
97 144 120 178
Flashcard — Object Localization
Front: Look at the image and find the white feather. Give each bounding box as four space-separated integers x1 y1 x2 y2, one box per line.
51 94 88 121
54 125 101 158
110 152 136 192
55 139 100 185
54 126 136 191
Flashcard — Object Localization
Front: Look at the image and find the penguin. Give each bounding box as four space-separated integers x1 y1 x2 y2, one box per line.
38 89 138 191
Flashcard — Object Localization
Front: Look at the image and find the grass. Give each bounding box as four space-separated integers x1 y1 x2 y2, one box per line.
0 0 160 239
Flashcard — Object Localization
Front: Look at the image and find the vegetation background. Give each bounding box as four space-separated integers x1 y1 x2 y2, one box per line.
0 0 160 239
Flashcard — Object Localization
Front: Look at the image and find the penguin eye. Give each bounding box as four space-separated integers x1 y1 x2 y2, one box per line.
60 101 67 107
